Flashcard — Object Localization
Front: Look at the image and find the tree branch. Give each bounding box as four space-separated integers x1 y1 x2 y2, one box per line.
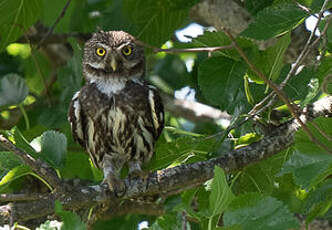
161 93 231 124
0 96 331 225
0 136 62 191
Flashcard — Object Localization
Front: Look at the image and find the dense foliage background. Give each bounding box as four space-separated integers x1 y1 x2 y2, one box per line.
0 0 332 229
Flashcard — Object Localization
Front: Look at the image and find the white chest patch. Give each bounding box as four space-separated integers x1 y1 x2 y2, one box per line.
93 79 126 96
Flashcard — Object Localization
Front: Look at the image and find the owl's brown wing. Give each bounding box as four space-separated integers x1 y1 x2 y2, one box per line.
68 91 86 147
147 86 164 140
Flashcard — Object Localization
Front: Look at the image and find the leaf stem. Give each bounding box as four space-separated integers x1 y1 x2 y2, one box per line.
208 217 213 230
30 172 54 192
18 103 30 130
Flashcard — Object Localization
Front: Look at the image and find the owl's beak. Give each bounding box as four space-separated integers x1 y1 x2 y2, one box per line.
110 56 117 71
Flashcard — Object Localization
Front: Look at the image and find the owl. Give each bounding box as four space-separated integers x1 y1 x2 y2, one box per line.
68 31 164 196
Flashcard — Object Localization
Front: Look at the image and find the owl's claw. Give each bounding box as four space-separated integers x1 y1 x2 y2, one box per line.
103 174 126 197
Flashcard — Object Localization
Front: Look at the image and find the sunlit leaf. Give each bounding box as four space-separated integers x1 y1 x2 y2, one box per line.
241 3 307 40
31 131 67 169
0 165 31 187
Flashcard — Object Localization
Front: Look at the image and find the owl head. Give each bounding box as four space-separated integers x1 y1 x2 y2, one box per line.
83 31 145 82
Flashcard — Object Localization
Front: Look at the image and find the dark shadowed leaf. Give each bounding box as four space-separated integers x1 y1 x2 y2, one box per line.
0 0 42 51
57 39 83 107
279 118 332 189
244 0 273 15
149 136 216 170
241 3 307 40
0 151 22 175
0 73 28 107
153 55 191 90
248 33 290 83
279 65 315 102
31 131 67 169
198 56 248 114
303 179 332 224
123 0 189 46
223 193 299 230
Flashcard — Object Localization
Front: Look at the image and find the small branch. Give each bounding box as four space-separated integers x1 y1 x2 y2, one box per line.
37 0 72 49
152 45 235 54
0 135 62 191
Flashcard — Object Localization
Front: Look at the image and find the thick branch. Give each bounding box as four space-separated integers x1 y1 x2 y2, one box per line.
0 96 331 225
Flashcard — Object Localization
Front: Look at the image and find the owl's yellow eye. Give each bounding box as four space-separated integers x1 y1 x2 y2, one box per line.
96 47 106 56
122 46 132 56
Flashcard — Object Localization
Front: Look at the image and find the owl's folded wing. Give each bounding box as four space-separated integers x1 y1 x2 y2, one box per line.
147 86 164 140
68 91 86 147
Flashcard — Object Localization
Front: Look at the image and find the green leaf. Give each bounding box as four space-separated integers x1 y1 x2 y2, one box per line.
60 151 96 181
123 0 189 46
0 151 22 175
198 56 247 113
304 179 332 223
279 118 332 189
12 127 38 157
317 56 332 83
149 136 216 170
233 150 289 195
244 0 273 15
0 73 28 107
55 201 86 230
223 193 299 230
0 165 31 187
241 3 307 40
0 0 42 51
279 65 315 102
209 166 235 217
151 212 183 230
248 33 291 83
153 55 190 90
31 131 67 169
57 39 83 107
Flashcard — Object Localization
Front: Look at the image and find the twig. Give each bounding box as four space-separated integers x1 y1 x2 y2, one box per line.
136 40 234 53
223 29 332 154
0 135 62 191
37 0 72 49
153 45 235 54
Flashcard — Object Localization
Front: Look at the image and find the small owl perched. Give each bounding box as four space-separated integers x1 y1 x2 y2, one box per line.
68 31 164 195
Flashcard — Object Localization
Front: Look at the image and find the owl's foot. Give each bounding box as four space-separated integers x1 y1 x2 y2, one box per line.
103 174 126 197
128 161 149 190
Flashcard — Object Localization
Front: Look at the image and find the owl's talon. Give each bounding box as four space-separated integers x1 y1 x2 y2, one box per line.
103 175 126 197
